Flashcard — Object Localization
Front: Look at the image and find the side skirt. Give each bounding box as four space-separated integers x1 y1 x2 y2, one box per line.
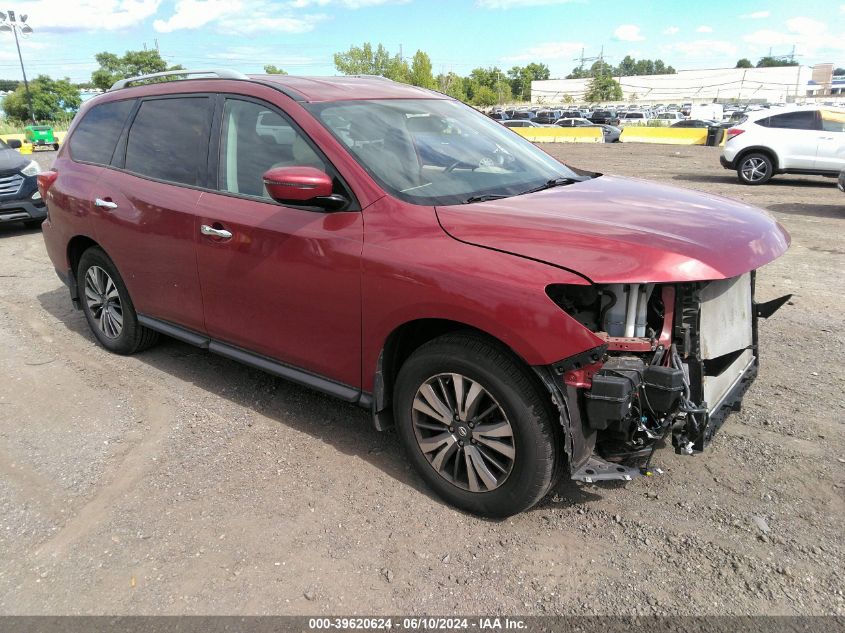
137 314 370 407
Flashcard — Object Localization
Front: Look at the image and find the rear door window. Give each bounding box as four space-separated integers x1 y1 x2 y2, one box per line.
68 100 135 165
124 97 213 186
759 111 819 130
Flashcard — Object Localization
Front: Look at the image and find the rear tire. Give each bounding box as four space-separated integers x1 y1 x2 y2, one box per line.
23 219 43 229
76 247 159 355
737 152 773 185
393 333 560 517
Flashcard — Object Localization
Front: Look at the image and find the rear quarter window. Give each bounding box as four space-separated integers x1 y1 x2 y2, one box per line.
68 100 135 165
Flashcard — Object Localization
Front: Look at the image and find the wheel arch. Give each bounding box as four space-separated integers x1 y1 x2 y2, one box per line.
370 318 546 431
67 235 102 277
735 146 780 172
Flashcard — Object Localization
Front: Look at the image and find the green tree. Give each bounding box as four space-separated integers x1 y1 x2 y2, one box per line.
437 72 466 100
470 85 497 107
2 74 81 121
263 65 288 75
735 58 753 69
91 50 183 91
506 63 549 101
584 74 623 102
0 79 20 92
409 50 436 89
834 67 845 76
333 42 409 82
756 56 797 68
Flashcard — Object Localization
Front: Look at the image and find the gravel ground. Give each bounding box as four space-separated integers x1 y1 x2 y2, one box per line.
0 143 842 616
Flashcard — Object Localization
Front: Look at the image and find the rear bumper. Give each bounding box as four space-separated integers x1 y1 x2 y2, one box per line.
720 155 735 170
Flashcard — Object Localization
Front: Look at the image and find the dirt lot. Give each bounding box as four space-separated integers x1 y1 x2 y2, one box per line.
0 143 842 616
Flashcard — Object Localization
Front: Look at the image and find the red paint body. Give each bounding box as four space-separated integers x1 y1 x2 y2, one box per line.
40 76 790 397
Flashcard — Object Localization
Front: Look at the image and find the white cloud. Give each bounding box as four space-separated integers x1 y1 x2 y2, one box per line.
662 26 679 35
740 10 770 18
502 41 584 62
14 0 161 32
476 0 578 7
744 15 845 55
664 39 738 58
696 25 713 33
614 24 645 42
841 3 845 12
153 0 328 34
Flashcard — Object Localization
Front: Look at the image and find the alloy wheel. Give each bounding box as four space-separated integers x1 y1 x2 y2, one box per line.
741 156 769 182
411 373 516 492
84 265 124 339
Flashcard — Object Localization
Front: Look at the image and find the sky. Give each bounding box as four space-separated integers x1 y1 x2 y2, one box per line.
1 0 844 84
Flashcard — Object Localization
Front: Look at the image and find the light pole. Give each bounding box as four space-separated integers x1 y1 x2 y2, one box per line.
0 10 35 124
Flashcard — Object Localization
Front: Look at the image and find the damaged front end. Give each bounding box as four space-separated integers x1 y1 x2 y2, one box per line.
535 272 791 483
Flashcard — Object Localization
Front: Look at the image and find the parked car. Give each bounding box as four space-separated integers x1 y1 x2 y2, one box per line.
555 118 620 142
502 120 548 128
654 112 684 125
0 137 45 228
588 109 620 126
671 119 719 128
620 112 649 126
488 111 508 121
531 110 561 125
721 106 845 185
40 71 790 517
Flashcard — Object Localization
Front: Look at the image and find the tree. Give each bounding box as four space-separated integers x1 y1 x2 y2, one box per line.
833 67 845 76
756 56 797 68
409 50 435 89
0 79 20 92
470 85 497 107
91 50 183 91
437 72 466 100
2 74 81 121
263 65 288 75
735 58 753 69
506 63 549 101
584 74 623 102
333 42 409 82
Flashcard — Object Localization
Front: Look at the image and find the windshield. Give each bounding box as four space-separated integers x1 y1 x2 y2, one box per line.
308 99 582 206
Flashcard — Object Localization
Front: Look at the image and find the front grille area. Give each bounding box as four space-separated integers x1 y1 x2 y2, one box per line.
0 172 24 197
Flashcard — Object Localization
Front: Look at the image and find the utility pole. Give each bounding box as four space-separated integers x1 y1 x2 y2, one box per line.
0 10 35 124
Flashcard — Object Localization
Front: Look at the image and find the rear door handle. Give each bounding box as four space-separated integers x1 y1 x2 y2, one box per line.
200 224 233 239
95 198 118 209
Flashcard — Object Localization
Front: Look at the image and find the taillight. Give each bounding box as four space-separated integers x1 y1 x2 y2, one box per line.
726 128 744 141
37 170 58 199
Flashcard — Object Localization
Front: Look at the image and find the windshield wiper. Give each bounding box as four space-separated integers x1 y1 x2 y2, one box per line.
462 194 510 204
517 177 581 196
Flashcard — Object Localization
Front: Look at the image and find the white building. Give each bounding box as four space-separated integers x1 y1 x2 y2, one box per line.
531 65 827 105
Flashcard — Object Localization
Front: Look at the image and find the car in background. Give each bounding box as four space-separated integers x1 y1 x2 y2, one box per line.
839 168 845 193
589 109 620 126
489 111 508 121
502 120 549 128
0 137 45 228
554 117 621 142
671 119 725 128
681 103 692 116
654 112 684 125
531 110 562 125
620 112 650 126
721 106 845 184
509 111 534 120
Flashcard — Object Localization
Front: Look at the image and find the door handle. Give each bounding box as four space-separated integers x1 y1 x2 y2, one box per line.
95 198 118 209
200 224 233 239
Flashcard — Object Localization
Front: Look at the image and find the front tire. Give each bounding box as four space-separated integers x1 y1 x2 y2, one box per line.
737 152 773 185
394 333 560 517
77 247 159 355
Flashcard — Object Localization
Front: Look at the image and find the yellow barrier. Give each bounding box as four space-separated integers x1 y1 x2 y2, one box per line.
513 127 603 143
619 127 708 145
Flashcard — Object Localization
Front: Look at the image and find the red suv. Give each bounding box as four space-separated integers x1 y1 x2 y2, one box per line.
39 71 791 517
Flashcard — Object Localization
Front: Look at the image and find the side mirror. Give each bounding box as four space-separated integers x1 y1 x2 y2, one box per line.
7 139 22 149
263 166 347 210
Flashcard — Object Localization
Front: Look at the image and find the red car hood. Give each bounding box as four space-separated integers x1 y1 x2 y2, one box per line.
435 175 790 283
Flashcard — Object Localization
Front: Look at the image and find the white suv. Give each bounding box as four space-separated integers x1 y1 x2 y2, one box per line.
721 106 845 185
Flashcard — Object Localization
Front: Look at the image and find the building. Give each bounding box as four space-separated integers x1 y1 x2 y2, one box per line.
530 64 839 105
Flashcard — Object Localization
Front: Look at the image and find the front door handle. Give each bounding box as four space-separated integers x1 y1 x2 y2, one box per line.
200 224 233 239
95 198 118 209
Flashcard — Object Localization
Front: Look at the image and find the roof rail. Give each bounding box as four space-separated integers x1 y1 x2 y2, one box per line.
109 69 249 91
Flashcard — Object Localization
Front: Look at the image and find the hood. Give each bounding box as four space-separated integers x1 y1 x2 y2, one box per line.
0 147 28 174
435 175 790 283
